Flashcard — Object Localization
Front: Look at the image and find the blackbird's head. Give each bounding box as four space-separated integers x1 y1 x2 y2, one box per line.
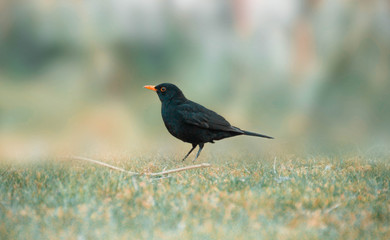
144 83 186 102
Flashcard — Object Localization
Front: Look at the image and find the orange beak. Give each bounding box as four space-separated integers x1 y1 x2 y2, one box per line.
144 85 157 92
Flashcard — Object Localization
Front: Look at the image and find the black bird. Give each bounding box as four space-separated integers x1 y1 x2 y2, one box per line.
144 83 273 162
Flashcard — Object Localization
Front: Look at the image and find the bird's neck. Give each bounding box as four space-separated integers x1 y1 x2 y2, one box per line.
162 96 187 106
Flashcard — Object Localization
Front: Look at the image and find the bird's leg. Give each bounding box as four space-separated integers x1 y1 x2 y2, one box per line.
193 143 204 162
182 144 197 162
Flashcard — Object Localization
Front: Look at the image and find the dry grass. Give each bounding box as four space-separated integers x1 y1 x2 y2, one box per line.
0 153 389 239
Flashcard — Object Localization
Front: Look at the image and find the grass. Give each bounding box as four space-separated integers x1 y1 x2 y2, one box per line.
0 154 389 239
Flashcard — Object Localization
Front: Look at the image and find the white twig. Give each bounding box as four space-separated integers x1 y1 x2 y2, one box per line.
67 155 211 177
143 163 211 176
273 157 277 175
131 176 139 191
324 203 341 214
69 155 139 175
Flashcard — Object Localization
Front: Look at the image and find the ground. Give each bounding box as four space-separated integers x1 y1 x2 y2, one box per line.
0 154 389 239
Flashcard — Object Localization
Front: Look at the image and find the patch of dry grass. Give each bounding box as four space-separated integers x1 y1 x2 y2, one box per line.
0 154 389 239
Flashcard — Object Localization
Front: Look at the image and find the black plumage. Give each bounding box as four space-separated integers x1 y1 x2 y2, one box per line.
144 83 273 161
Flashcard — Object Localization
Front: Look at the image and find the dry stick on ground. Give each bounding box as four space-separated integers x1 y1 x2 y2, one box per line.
143 163 211 176
324 203 341 214
69 155 211 176
70 156 139 175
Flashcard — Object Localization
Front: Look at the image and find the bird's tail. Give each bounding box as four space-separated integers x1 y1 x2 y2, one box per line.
242 130 274 139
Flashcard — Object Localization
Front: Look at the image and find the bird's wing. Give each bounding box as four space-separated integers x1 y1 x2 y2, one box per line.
178 101 244 133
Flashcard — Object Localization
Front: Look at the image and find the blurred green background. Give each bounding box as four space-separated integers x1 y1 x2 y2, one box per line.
1 0 389 160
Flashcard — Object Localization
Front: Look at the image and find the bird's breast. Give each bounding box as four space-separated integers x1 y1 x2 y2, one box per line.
161 105 182 137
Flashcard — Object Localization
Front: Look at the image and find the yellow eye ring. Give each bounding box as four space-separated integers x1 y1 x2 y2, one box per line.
161 87 166 92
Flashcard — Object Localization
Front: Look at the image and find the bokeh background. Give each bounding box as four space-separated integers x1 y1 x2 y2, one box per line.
1 0 390 161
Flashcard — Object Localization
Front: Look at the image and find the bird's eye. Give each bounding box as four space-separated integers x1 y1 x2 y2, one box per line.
161 87 167 92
